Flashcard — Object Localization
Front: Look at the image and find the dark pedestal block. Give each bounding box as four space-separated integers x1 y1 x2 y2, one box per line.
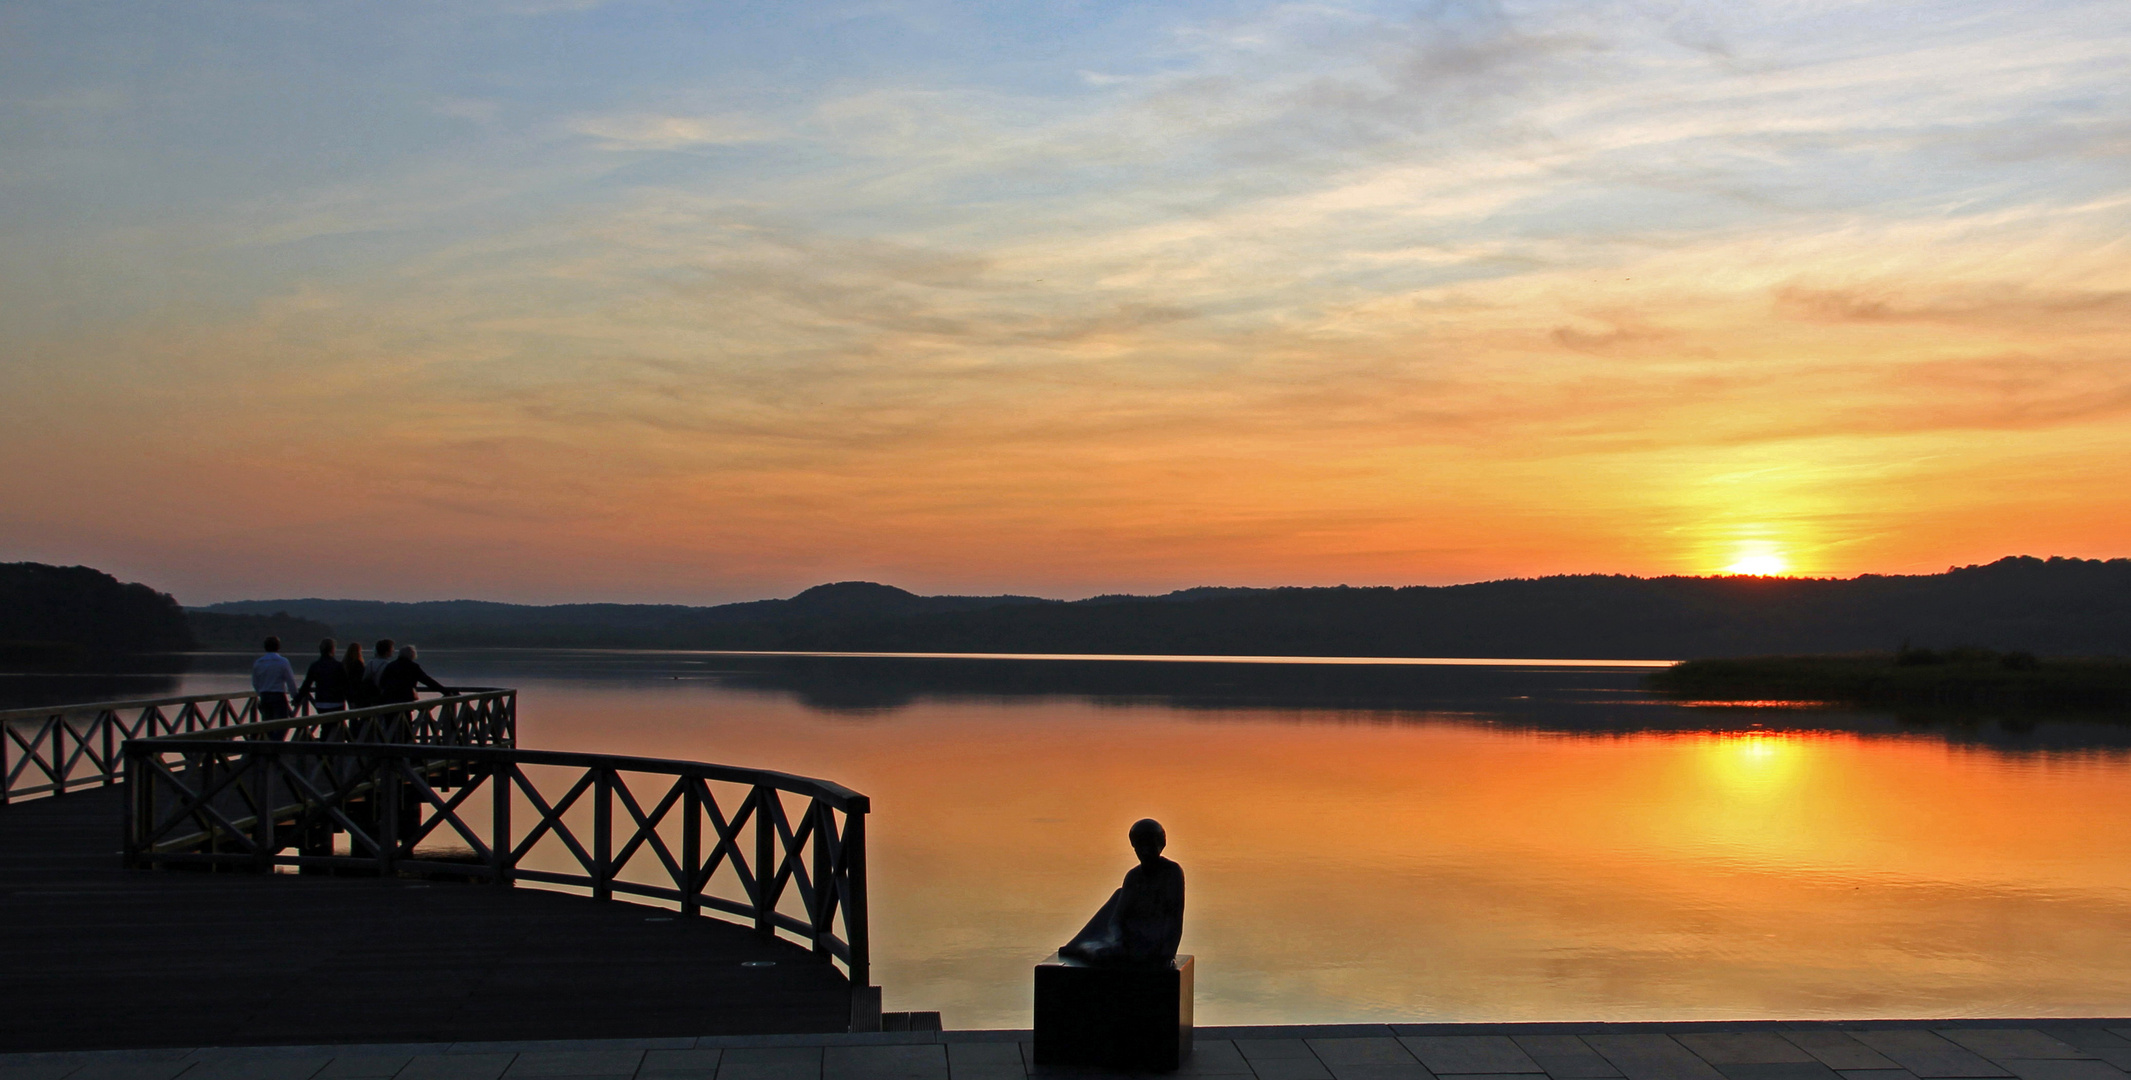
1033 953 1194 1072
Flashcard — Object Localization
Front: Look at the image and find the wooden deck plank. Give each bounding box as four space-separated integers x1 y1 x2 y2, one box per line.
0 788 851 1052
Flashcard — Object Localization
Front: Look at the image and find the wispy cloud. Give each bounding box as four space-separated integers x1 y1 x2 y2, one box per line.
4 0 2130 600
566 112 777 150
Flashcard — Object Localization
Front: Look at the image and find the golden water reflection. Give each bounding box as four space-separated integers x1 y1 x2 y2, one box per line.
503 682 2131 1028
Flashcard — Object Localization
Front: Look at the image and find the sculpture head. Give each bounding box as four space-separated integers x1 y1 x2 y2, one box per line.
1129 818 1166 866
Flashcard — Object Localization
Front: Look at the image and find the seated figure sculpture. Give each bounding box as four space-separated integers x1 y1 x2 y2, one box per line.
1060 818 1185 966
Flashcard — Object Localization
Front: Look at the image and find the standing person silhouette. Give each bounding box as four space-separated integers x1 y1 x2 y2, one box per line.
296 638 350 712
341 642 371 708
377 645 451 705
360 638 394 704
251 636 298 722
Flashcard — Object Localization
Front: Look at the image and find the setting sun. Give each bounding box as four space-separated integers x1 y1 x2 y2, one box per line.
1724 546 1792 576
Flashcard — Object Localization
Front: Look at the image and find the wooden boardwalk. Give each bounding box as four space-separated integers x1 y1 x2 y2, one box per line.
0 785 854 1053
8 1022 2131 1080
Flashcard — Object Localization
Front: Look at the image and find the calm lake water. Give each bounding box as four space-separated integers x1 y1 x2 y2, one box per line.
46 650 2131 1027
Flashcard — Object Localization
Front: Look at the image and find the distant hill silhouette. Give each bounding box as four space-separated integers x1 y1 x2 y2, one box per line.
199 556 2131 659
0 563 192 667
186 610 336 651
201 582 1053 650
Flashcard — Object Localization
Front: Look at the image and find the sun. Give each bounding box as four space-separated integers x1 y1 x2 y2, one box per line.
1724 552 1791 576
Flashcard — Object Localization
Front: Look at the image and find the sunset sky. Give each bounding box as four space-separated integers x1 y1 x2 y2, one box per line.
3 0 2127 605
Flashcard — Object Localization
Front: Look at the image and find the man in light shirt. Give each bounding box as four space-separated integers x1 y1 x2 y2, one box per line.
252 636 299 721
363 638 395 692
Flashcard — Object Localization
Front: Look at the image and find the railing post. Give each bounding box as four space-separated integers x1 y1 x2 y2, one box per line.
843 805 873 1032
122 743 146 868
378 753 400 878
198 751 223 860
51 717 67 797
594 768 613 901
102 710 118 788
673 779 698 919
251 753 277 873
492 760 513 886
810 800 832 957
754 785 778 935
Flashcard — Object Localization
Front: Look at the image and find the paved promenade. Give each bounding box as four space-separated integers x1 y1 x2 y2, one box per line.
8 1023 2131 1080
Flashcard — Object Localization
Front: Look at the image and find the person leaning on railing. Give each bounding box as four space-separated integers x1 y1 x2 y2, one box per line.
377 645 452 704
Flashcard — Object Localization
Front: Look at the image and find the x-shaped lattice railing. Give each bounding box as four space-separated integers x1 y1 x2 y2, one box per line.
1 689 517 803
121 738 870 988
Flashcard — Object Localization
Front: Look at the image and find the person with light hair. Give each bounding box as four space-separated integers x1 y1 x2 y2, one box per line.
376 644 451 705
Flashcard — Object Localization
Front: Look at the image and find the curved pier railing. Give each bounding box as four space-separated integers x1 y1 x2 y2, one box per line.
0 689 516 802
118 711 871 1020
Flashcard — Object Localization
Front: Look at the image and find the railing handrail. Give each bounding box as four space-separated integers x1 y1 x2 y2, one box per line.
0 690 263 725
0 687 512 728
3 689 515 804
124 736 867 810
154 689 516 742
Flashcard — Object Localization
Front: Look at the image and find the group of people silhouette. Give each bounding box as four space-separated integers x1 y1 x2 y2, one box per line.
249 636 452 720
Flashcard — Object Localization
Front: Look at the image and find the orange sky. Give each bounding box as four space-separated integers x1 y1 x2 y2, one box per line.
2 2 2127 604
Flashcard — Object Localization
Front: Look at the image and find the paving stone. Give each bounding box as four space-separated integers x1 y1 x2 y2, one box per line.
506 1055 644 1079
183 1061 332 1080
1434 1073 1547 1080
1400 1040 1540 1076
459 1048 686 1057
1320 1066 1430 1080
315 1058 413 1079
1847 1033 2009 1078
1179 1043 1253 1077
825 1046 947 1080
193 1054 351 1063
67 1064 195 1080
1837 1070 1918 1080
718 1049 821 1080
2058 1055 2131 1074
1938 1036 2086 1063
2041 1036 2131 1055
1714 1065 1842 1080
642 1052 725 1078
1581 1036 1726 1080
0 1065 83 1080
1239 1045 1321 1063
397 1058 515 1080
1783 1038 1896 1072
1680 1037 1818 1065
1511 1038 1619 1079
401 1059 519 1080
1247 1060 1333 1080
944 1044 1021 1080
1307 1043 1417 1068
1994 1063 2129 1080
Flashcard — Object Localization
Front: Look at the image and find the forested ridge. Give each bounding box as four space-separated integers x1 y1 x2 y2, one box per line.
0 563 192 657
200 556 2131 660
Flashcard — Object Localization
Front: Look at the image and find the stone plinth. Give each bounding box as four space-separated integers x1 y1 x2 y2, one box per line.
1032 953 1194 1072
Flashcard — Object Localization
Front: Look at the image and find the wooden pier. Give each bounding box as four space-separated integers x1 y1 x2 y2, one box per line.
0 692 871 1053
